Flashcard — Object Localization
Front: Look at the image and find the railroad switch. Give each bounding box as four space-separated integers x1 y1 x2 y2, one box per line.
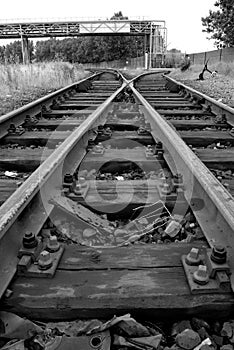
7 123 25 135
182 246 232 294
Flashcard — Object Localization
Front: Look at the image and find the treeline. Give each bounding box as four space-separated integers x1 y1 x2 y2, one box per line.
0 36 144 64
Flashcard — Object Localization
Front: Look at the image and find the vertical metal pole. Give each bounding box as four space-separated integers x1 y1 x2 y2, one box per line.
149 22 153 69
219 48 222 62
144 34 147 69
154 27 157 68
145 52 148 69
21 34 30 64
163 27 167 66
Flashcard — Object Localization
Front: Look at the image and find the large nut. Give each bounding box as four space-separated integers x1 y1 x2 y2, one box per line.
211 245 227 264
22 232 38 249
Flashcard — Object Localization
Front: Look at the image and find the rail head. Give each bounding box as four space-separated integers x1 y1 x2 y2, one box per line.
0 70 122 139
0 77 127 299
165 75 234 127
129 80 234 283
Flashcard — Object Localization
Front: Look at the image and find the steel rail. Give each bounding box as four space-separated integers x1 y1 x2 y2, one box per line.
0 77 127 299
128 79 234 291
165 75 234 127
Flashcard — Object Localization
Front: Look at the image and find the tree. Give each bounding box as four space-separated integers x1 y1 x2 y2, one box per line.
202 0 234 47
110 11 128 20
0 40 34 63
34 34 144 63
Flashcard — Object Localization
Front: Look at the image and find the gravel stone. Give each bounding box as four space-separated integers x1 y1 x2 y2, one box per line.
176 329 201 350
220 345 234 350
172 321 192 337
221 322 233 338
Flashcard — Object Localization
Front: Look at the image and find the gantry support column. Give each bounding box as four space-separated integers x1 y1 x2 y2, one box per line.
144 33 151 70
21 36 30 64
149 23 153 69
152 26 157 68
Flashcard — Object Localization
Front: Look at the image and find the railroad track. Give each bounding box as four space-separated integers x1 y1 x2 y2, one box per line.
0 68 234 329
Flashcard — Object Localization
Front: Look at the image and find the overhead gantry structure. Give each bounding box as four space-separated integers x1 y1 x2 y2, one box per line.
0 17 167 67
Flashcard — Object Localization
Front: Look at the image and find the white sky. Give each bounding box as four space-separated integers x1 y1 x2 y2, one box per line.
0 0 216 53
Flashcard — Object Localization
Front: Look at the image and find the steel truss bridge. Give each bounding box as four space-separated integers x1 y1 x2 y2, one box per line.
0 17 167 67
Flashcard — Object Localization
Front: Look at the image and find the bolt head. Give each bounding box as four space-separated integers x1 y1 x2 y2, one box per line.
47 235 60 252
193 265 209 285
64 173 73 184
185 248 200 265
38 250 52 270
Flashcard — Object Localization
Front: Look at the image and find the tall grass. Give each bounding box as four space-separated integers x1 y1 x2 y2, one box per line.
0 62 90 96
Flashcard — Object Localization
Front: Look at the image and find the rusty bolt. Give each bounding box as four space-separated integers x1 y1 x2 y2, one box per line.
161 183 172 195
64 173 73 184
38 250 52 270
211 245 227 264
22 232 38 249
93 143 104 153
157 150 164 159
155 141 163 150
185 248 201 266
174 173 183 184
8 123 16 133
24 115 31 122
193 265 209 285
47 235 60 253
78 177 87 187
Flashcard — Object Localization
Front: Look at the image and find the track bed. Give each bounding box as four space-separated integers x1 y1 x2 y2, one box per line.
1 71 234 340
